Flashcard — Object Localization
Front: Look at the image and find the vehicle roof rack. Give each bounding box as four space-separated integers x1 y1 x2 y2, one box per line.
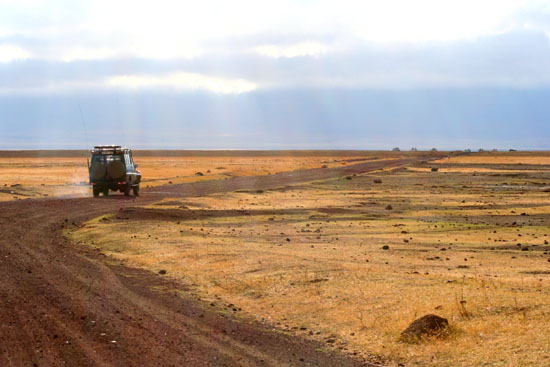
94 145 121 149
92 145 129 154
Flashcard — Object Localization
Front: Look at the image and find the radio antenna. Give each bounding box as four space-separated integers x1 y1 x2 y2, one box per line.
78 104 90 149
79 105 91 167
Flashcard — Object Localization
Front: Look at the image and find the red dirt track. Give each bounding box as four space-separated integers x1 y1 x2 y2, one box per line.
0 158 420 367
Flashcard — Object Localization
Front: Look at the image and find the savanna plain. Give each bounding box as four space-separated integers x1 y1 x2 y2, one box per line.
4 150 550 366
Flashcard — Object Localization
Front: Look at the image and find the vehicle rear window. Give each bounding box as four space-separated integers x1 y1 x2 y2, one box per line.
92 154 123 164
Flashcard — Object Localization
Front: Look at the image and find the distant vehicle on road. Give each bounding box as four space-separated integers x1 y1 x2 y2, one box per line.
88 145 141 197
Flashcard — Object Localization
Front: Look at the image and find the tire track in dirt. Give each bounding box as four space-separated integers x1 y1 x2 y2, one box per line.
0 157 424 367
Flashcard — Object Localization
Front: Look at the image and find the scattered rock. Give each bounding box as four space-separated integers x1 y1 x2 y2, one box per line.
158 269 167 275
385 205 393 210
373 179 382 184
382 245 390 250
195 172 204 176
400 314 449 342
309 278 328 283
431 167 439 172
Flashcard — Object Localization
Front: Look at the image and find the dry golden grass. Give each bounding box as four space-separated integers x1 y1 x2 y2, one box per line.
0 154 365 201
69 154 550 366
436 152 550 165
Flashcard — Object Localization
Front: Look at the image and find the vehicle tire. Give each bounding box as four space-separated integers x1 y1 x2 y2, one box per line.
103 188 109 196
93 186 100 197
133 185 139 196
124 185 130 196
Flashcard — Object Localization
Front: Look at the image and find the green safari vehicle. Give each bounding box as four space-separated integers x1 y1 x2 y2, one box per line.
88 145 141 197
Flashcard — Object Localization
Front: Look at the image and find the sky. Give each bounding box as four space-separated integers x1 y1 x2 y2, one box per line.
1 0 550 150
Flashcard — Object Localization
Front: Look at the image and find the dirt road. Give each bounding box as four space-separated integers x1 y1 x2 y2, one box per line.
0 158 420 367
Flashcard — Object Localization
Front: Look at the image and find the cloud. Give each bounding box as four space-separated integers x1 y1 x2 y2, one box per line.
0 44 31 62
2 1 550 150
106 72 257 94
1 29 550 93
254 41 328 58
60 47 118 62
0 0 550 93
0 0 543 61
